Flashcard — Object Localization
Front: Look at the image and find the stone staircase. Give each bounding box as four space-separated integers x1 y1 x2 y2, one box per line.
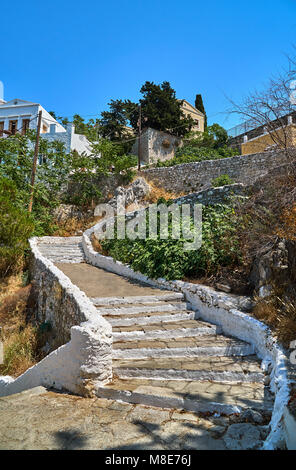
37 236 85 263
91 293 273 416
36 237 274 418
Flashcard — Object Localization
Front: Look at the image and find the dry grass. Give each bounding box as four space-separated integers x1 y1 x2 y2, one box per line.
277 204 296 241
0 275 41 377
253 288 296 347
91 233 109 255
52 216 103 237
144 180 184 204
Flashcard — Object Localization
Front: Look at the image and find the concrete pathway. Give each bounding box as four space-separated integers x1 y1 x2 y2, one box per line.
0 387 228 450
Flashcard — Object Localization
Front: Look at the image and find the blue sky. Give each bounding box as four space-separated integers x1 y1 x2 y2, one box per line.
1 0 296 129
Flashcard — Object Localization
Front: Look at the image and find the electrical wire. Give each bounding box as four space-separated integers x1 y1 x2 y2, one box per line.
3 114 38 138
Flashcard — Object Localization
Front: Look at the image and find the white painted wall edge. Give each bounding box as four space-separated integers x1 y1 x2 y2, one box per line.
283 406 296 450
83 221 292 450
0 237 112 398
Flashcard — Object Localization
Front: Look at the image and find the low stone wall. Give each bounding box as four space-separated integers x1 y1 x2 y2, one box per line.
174 183 246 207
141 148 296 193
83 219 291 450
0 238 112 398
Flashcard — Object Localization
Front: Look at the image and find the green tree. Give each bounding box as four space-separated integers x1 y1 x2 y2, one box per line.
195 94 207 128
99 99 132 140
129 81 193 137
72 114 99 141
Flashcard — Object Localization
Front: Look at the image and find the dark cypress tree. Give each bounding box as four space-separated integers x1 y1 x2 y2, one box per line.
195 94 207 129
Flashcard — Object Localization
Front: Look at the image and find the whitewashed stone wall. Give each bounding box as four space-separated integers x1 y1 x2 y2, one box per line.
0 238 113 398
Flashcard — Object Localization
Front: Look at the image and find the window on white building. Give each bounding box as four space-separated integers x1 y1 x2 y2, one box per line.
9 120 17 135
22 119 30 135
0 122 4 137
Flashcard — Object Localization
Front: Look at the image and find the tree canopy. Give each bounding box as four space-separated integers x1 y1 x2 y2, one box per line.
98 81 194 140
195 94 207 128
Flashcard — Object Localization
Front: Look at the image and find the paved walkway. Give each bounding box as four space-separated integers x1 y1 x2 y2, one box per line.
56 262 170 298
0 387 228 450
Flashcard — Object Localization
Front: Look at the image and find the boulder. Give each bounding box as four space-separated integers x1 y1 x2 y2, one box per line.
223 423 262 450
250 238 290 295
240 408 264 425
107 177 151 211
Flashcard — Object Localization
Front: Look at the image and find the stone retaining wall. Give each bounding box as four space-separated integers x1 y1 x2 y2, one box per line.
141 148 296 193
173 183 246 207
0 238 112 398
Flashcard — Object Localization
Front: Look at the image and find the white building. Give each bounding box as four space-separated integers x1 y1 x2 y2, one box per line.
0 98 92 155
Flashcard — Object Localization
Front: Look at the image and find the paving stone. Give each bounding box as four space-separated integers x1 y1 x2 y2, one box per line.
127 406 171 425
171 411 199 422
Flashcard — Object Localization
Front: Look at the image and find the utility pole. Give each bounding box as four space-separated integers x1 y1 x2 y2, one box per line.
28 110 42 213
137 104 142 171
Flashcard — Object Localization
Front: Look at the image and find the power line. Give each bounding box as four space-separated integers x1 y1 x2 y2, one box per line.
4 114 38 138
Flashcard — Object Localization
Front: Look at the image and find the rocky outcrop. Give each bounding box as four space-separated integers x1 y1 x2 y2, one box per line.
107 177 151 211
250 238 296 297
53 204 93 223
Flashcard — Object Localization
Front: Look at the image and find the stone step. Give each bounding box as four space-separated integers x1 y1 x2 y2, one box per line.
40 247 83 255
98 302 190 316
112 335 255 359
107 311 197 327
91 293 184 306
37 236 83 244
44 257 84 263
113 356 264 383
38 248 84 254
112 319 222 342
95 378 274 415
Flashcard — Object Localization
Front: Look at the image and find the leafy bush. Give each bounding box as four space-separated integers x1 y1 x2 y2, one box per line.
101 203 242 280
0 132 137 233
155 124 239 168
211 174 234 187
0 178 35 278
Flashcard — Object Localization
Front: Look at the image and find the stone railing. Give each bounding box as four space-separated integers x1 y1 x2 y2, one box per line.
0 237 112 398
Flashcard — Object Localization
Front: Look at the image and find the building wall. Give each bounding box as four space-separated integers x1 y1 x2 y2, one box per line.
42 123 92 156
132 127 181 165
0 100 92 155
180 100 205 133
140 148 296 193
241 124 296 155
0 101 65 136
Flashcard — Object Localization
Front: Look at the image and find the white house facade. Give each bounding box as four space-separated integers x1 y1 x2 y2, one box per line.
0 99 92 155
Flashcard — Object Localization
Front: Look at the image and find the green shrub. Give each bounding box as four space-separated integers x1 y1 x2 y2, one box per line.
156 145 238 168
101 203 242 281
211 174 234 187
0 178 35 278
